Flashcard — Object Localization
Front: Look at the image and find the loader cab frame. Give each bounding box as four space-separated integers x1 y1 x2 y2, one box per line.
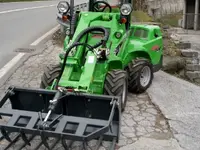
89 0 122 11
88 0 133 29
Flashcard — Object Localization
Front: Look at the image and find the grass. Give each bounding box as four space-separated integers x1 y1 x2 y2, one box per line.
131 10 183 27
0 0 44 2
132 11 153 22
156 12 183 27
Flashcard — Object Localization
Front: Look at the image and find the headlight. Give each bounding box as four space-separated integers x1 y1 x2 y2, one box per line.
120 4 133 16
57 1 70 13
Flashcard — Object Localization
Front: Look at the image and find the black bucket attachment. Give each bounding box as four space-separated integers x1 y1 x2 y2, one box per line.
0 86 121 150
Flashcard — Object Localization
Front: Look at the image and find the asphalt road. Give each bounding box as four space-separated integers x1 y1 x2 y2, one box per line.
0 0 61 68
0 0 88 69
148 71 200 150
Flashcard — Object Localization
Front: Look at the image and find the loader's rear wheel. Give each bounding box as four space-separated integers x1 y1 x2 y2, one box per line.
104 70 128 112
40 64 61 89
127 58 153 94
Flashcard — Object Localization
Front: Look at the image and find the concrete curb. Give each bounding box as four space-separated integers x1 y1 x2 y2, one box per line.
0 28 58 87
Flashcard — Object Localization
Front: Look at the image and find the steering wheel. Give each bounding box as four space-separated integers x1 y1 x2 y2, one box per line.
93 1 112 13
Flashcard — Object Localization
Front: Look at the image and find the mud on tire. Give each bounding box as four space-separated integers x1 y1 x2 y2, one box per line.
104 70 128 111
127 58 153 94
40 64 61 89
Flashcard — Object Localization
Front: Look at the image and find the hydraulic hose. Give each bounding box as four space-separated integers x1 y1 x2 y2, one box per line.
54 26 109 89
74 26 109 49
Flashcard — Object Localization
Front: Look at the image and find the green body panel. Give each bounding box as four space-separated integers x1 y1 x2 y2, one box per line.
53 11 163 94
119 25 163 66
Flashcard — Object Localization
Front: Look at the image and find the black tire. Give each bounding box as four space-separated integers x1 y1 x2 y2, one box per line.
40 64 61 89
104 70 128 112
127 58 153 93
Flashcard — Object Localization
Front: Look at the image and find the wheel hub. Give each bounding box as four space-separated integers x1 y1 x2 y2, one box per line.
122 80 127 105
140 66 151 87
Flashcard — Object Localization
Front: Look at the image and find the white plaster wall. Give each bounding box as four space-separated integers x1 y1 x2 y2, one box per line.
147 0 184 18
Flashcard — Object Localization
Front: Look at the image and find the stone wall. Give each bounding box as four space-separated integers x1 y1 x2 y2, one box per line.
147 0 184 18
170 33 200 84
163 29 200 85
182 50 200 83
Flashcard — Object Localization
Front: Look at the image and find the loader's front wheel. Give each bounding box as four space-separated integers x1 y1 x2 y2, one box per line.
40 64 61 89
127 58 153 93
104 70 128 112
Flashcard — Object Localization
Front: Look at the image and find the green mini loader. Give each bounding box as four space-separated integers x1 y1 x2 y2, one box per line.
0 0 163 149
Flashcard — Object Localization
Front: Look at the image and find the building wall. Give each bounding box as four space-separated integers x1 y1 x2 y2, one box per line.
199 0 200 29
183 0 200 30
147 0 184 18
185 0 195 29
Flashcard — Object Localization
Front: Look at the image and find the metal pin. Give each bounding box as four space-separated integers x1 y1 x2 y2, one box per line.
20 131 31 146
0 128 12 142
94 136 103 150
5 133 20 150
40 131 50 150
61 137 69 150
